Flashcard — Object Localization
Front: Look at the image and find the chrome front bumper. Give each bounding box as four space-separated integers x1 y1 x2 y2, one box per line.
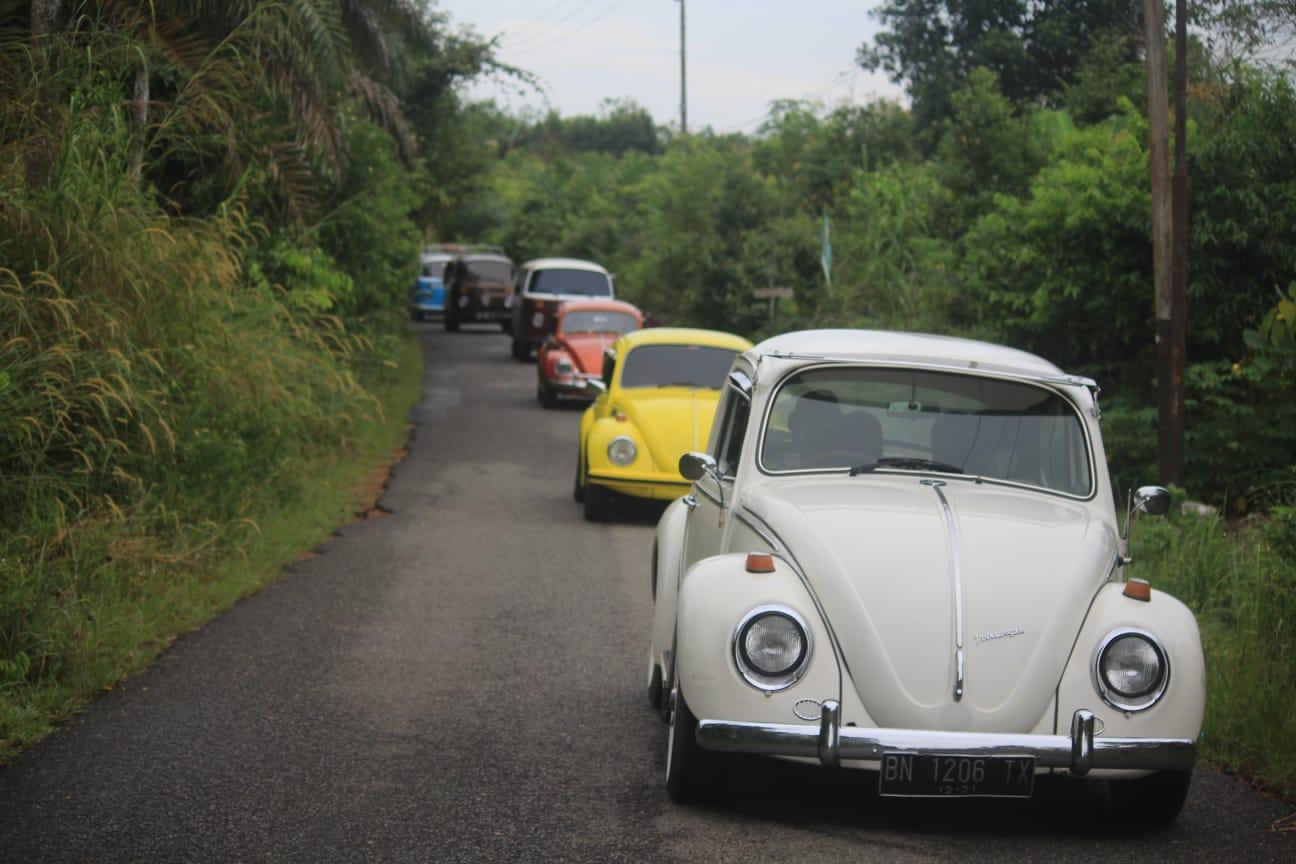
696 704 1195 776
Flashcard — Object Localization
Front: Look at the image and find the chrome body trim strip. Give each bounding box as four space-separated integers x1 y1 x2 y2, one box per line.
922 479 965 702
695 708 1195 775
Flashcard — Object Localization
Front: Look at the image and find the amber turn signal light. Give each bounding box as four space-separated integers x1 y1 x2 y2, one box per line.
745 552 776 573
1123 578 1152 602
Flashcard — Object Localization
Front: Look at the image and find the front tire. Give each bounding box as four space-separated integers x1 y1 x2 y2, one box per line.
665 684 715 802
583 478 609 522
573 452 585 503
648 661 663 712
538 379 557 409
511 337 529 361
1108 771 1192 825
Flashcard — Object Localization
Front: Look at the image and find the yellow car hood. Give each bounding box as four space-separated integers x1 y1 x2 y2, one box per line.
619 388 723 473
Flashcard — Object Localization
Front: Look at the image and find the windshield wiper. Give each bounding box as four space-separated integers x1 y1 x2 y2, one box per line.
849 457 965 477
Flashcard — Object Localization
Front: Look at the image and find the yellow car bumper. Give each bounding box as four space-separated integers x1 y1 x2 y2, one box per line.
586 469 691 501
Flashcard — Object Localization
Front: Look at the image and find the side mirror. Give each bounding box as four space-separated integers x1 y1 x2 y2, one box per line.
1134 485 1171 516
1121 485 1171 552
679 451 718 482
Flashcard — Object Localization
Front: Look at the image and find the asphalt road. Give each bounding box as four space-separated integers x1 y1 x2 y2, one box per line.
1 324 1291 863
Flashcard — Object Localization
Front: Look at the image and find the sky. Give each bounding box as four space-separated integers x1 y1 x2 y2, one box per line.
432 1 904 134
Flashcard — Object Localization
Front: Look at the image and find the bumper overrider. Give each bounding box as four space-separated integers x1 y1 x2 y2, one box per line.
549 371 601 397
697 703 1196 775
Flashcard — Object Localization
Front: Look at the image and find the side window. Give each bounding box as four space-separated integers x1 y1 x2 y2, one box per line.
602 349 617 389
713 387 751 478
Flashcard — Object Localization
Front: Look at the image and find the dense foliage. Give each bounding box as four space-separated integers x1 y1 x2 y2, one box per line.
0 0 501 755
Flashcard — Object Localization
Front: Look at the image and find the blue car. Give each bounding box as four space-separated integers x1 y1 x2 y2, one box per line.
410 251 453 321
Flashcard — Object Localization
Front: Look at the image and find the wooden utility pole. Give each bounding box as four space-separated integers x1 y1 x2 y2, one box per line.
676 0 687 134
1143 0 1176 485
1168 0 1189 485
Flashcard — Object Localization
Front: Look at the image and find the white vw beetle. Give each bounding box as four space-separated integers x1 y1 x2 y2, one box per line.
649 330 1204 821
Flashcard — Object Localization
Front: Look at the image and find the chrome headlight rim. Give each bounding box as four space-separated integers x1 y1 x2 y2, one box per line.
732 604 812 692
607 435 637 466
1093 627 1171 713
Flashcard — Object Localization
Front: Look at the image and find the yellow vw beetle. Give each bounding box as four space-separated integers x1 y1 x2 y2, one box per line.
576 327 752 521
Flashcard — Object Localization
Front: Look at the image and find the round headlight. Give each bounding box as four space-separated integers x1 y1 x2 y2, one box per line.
555 357 574 375
734 608 810 690
607 436 637 466
1095 630 1169 710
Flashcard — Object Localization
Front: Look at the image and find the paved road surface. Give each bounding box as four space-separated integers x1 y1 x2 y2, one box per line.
1 325 1291 862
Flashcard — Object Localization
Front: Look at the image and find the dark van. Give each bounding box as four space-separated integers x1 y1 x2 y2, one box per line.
443 250 516 332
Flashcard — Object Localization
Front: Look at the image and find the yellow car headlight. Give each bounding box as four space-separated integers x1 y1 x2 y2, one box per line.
607 435 637 466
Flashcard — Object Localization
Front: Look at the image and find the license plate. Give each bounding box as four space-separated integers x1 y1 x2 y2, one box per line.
878 753 1035 798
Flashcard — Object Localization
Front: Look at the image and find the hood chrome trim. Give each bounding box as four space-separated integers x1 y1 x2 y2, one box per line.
922 479 965 703
736 508 846 699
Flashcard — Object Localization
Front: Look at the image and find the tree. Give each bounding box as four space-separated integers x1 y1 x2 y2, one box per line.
859 0 1141 142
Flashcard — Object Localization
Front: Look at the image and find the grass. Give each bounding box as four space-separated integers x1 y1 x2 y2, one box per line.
1132 504 1296 804
0 333 422 763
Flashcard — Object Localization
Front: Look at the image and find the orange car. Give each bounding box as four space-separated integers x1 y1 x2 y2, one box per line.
536 299 643 407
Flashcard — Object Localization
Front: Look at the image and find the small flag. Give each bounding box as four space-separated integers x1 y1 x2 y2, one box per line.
821 210 833 288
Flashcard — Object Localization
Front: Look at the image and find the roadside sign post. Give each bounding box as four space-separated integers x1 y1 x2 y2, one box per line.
753 285 794 320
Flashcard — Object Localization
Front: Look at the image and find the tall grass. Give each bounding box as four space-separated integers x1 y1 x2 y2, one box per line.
0 11 418 758
1132 507 1296 802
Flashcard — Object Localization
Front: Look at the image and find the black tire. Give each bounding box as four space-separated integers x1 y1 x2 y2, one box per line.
648 662 663 712
511 337 529 361
665 685 715 803
500 320 512 334
573 453 585 503
1108 771 1192 825
583 479 609 522
538 379 557 409
650 541 658 602
410 309 422 322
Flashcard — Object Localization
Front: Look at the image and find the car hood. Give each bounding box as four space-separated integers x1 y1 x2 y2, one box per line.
558 333 620 374
743 476 1117 733
619 389 723 474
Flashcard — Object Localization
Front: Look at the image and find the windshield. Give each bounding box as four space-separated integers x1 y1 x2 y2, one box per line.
421 259 448 278
619 344 738 390
561 310 639 336
761 367 1092 496
463 259 512 282
529 268 611 297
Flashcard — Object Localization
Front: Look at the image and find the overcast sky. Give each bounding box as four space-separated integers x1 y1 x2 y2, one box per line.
433 1 904 133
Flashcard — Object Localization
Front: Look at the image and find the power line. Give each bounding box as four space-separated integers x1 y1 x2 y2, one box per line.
503 0 630 54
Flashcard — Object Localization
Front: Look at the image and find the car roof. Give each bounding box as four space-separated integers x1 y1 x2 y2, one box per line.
558 299 641 316
520 257 610 274
749 329 1066 379
618 327 752 352
456 252 512 264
